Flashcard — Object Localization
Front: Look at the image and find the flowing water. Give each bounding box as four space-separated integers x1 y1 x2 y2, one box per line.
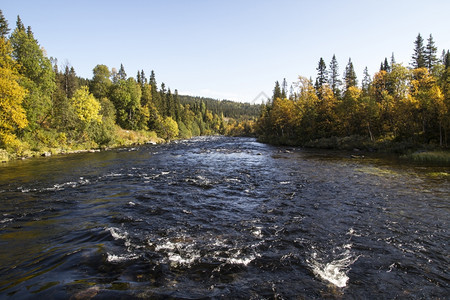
0 136 448 299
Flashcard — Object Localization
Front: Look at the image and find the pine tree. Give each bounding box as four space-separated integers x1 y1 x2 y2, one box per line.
412 33 426 69
344 58 357 90
315 57 327 91
0 9 10 38
425 34 438 70
328 54 341 97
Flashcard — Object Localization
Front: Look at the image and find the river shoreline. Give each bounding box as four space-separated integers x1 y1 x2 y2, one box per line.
257 134 450 165
0 136 164 164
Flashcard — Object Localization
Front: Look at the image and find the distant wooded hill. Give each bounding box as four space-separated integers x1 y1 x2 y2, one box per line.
178 95 261 120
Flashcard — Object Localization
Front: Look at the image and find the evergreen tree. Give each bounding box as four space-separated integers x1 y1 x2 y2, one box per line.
140 70 146 84
10 17 56 129
63 65 78 99
390 52 396 66
136 70 141 86
159 82 167 116
174 89 180 122
272 81 281 100
0 9 10 38
166 88 174 118
425 34 438 70
344 58 357 90
281 78 287 99
16 16 25 32
149 70 161 113
289 85 295 100
412 33 426 69
118 63 127 80
383 57 390 73
328 54 341 97
362 67 371 95
315 57 327 91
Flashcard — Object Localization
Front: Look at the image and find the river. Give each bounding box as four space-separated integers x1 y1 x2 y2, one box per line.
0 136 448 299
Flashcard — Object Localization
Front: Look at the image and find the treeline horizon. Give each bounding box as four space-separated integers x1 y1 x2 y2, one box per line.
257 33 450 150
0 10 259 157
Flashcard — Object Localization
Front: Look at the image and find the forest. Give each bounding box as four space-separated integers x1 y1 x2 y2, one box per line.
257 34 450 152
0 11 258 160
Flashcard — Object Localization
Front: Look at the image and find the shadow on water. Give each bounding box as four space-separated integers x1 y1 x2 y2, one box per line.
0 137 448 299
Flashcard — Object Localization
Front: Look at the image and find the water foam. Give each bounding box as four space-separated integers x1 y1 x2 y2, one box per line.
106 253 139 263
308 244 359 288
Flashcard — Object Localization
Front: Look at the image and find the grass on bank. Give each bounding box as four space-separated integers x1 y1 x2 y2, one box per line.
259 134 450 163
1 127 163 162
401 151 450 163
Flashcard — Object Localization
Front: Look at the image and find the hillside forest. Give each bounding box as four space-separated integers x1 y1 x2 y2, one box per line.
257 34 450 151
0 11 259 159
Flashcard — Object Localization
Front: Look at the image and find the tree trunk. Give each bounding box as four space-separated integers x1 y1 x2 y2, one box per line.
367 122 374 142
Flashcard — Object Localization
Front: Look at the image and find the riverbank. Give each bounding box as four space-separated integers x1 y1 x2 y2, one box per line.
0 128 164 163
257 134 450 164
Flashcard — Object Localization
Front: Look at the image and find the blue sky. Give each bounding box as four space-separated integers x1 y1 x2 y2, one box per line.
2 0 450 103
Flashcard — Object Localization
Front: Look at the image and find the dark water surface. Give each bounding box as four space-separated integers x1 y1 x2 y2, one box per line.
0 136 448 299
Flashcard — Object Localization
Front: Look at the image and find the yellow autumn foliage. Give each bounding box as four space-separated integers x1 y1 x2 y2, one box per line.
70 86 102 124
0 38 28 147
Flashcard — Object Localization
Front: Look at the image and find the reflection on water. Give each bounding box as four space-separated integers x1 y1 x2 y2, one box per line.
0 136 448 298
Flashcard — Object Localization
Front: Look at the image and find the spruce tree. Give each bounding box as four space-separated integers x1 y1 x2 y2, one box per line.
272 81 281 100
118 63 127 80
315 57 327 91
390 52 396 66
166 88 174 118
362 67 371 95
16 16 25 32
0 9 10 38
383 57 390 73
328 54 341 97
344 58 357 90
412 33 426 69
140 70 146 84
136 71 141 86
159 82 167 116
425 34 438 70
63 65 78 99
174 89 180 122
281 78 287 99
